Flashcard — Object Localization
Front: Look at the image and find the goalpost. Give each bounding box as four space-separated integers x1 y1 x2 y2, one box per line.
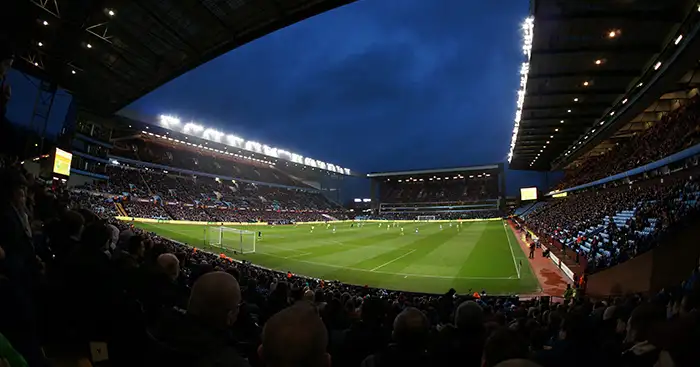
416 215 437 222
205 226 257 254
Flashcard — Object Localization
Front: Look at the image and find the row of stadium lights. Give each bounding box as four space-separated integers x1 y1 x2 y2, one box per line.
34 9 117 74
527 9 694 168
557 22 689 163
142 131 277 166
527 28 623 167
158 115 350 175
395 173 490 183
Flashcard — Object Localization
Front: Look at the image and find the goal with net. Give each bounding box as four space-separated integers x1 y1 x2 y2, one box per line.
416 215 437 221
205 226 257 254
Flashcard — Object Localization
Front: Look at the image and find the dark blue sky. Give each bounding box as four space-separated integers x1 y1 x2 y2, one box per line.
127 0 529 174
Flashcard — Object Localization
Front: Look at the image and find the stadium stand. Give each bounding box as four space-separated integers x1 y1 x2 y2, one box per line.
525 170 700 272
79 165 347 223
513 201 545 218
1 155 700 367
369 165 505 220
379 173 499 203
556 95 700 190
111 138 304 188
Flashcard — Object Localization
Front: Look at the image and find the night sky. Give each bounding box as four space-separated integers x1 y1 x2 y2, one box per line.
127 0 529 174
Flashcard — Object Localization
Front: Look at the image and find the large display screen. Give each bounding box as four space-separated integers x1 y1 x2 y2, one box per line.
53 148 73 177
520 187 538 201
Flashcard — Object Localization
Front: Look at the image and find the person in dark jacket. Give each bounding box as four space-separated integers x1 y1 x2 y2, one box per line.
333 297 391 367
0 168 47 366
149 271 249 366
433 301 486 367
61 221 114 341
619 303 666 367
259 302 330 367
361 307 432 367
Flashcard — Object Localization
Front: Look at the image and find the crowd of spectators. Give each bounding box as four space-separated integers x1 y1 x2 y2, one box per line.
123 201 172 220
381 176 500 203
112 139 303 187
1 155 700 367
557 95 700 190
78 165 348 222
525 174 700 273
376 210 502 221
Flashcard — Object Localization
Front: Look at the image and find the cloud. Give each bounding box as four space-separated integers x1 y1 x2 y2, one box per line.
127 0 529 173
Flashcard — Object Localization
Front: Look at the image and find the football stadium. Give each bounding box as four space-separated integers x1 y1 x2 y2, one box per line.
3 0 700 365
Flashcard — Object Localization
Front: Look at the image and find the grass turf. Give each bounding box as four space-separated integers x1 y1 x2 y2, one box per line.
132 220 540 295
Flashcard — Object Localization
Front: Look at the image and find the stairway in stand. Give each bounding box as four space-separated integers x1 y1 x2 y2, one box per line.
115 202 128 216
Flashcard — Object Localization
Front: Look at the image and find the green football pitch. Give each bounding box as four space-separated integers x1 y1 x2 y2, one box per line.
132 220 540 295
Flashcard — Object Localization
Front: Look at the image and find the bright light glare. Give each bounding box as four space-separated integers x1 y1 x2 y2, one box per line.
157 114 349 174
160 115 180 126
507 16 534 163
675 35 683 45
654 61 662 70
183 123 203 134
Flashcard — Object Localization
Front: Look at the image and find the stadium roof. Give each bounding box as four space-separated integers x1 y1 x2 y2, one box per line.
98 110 355 176
366 164 502 179
4 0 355 115
508 0 700 170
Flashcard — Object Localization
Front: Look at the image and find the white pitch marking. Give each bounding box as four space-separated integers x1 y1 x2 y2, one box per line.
503 221 521 279
284 252 312 259
262 243 309 255
370 249 417 271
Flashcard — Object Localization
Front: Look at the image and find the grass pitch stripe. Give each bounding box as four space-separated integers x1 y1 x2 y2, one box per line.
370 249 417 272
503 221 521 279
254 250 513 280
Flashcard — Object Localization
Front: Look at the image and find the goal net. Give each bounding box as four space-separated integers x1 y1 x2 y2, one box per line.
416 215 437 221
205 226 257 254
